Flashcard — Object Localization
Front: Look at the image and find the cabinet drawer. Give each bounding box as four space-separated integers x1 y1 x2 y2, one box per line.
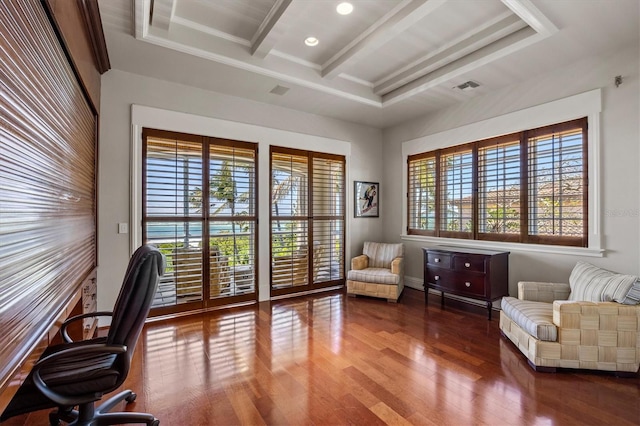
426 252 451 268
426 269 486 297
426 269 456 289
448 273 486 297
453 255 485 273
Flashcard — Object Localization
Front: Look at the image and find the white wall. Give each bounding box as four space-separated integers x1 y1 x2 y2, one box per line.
98 69 383 312
382 43 640 295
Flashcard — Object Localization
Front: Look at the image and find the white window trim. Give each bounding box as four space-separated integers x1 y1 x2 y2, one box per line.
401 89 603 257
130 104 351 301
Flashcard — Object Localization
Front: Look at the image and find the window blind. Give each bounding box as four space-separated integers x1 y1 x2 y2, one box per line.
0 0 97 386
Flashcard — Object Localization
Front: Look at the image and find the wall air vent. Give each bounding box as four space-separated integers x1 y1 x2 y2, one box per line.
270 85 290 95
454 80 481 91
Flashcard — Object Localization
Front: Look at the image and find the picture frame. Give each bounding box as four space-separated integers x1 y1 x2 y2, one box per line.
354 181 379 218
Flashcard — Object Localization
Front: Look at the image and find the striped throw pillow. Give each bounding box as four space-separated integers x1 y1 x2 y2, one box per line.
621 280 640 305
568 261 638 303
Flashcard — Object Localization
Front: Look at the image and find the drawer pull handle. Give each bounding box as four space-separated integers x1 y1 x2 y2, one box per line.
434 275 440 281
434 258 440 263
465 282 471 287
464 262 470 268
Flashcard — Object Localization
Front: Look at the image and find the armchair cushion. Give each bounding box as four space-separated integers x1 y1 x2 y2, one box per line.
347 268 401 285
502 297 557 341
363 242 403 269
568 261 638 303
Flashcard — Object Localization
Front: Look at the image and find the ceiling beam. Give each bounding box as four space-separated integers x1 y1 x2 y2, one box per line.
381 26 541 106
150 0 176 32
250 0 294 59
501 0 558 37
321 0 449 79
374 12 527 95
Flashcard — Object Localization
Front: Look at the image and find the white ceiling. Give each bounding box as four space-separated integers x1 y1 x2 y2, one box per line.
98 0 639 129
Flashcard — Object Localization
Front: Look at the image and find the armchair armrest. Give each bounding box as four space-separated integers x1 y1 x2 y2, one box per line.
61 311 113 343
390 257 403 275
351 255 369 270
518 281 570 302
553 300 639 333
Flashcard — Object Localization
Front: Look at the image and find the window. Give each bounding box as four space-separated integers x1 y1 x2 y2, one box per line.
407 118 587 247
270 147 345 297
143 129 257 315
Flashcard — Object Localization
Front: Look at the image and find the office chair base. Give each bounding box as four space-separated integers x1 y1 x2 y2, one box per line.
48 390 159 426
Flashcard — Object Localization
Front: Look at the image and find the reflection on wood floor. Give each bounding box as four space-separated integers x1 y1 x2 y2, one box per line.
7 288 640 425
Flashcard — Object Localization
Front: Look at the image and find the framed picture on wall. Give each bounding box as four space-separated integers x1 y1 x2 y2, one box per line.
354 181 379 217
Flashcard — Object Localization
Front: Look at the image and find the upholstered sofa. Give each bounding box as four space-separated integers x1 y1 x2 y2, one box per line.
346 242 404 302
500 261 640 374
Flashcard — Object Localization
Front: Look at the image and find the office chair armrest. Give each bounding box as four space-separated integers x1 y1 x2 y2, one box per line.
61 311 113 343
31 343 127 407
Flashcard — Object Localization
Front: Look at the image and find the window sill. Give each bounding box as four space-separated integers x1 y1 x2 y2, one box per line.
400 234 604 257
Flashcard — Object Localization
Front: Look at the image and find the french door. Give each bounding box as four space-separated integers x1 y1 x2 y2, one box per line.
142 128 257 315
270 147 345 297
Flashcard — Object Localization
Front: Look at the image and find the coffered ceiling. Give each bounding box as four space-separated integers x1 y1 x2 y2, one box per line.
98 0 639 128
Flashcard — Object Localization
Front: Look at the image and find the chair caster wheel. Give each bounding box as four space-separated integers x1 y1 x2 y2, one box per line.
125 392 137 403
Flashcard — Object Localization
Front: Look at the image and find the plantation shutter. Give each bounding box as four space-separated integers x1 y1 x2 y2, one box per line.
208 142 257 297
477 135 521 240
527 118 587 246
407 153 437 235
271 150 310 290
439 146 474 238
143 130 205 305
311 154 345 283
270 147 345 296
0 0 97 385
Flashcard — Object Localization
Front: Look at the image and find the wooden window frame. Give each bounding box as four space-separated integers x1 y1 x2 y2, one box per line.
407 118 588 247
142 128 258 317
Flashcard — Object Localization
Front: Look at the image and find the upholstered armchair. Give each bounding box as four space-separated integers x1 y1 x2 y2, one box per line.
500 261 640 374
347 242 404 302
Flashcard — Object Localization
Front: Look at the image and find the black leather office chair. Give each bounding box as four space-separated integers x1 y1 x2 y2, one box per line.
0 244 164 426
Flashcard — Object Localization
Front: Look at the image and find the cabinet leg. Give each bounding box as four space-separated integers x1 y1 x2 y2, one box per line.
487 301 493 320
441 291 445 308
424 286 428 304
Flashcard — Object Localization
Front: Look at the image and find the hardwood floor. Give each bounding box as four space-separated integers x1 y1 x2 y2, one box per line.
5 288 640 425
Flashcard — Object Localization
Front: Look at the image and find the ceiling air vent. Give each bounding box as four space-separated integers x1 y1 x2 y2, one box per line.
270 85 290 95
454 80 480 91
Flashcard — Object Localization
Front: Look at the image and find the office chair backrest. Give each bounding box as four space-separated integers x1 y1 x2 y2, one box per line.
107 245 164 362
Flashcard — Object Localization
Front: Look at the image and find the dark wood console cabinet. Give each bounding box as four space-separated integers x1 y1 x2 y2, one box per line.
423 246 509 320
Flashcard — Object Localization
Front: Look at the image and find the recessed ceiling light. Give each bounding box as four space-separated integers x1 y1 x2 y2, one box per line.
336 2 353 15
304 37 319 47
